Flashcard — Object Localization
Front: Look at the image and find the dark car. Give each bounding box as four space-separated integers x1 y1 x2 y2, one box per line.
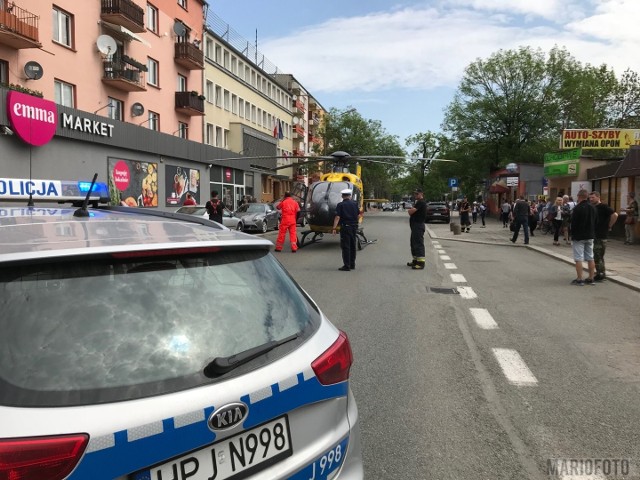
235 202 280 233
426 201 450 223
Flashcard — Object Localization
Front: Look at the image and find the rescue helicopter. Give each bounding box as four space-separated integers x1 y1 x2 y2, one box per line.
217 151 455 249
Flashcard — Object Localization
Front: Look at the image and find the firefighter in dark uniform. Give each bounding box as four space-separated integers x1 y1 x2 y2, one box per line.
332 188 360 271
407 188 427 270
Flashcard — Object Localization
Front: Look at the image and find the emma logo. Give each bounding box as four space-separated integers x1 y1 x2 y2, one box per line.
6 91 57 146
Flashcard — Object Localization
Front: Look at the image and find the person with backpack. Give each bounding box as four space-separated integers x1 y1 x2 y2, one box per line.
205 190 225 224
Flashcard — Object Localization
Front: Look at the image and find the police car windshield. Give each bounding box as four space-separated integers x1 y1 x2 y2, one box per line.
0 250 319 406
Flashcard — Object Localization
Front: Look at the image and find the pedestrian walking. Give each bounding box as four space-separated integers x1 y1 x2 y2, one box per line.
459 196 471 233
275 192 300 253
624 192 638 244
570 189 596 286
406 188 427 270
501 199 511 228
510 195 530 244
205 190 225 224
589 191 618 281
550 197 564 246
472 202 478 224
528 200 538 236
561 195 573 244
479 201 487 228
332 189 360 271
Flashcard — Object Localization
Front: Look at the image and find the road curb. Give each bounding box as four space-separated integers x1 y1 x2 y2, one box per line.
427 227 640 292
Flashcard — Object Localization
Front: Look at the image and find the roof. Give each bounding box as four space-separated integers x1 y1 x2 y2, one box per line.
0 206 271 261
616 146 640 178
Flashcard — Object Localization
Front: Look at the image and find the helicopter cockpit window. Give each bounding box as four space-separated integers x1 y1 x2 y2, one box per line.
310 181 351 205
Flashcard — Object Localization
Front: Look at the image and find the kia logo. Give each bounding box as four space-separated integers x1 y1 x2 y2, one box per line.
208 403 248 431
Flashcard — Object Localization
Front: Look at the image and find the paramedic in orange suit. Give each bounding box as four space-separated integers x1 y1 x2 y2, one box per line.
275 192 300 252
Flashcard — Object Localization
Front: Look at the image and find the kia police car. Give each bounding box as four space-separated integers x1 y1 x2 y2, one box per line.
0 177 363 480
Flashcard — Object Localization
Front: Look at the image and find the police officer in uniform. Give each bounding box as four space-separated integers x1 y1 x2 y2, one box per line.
332 188 360 271
407 188 427 270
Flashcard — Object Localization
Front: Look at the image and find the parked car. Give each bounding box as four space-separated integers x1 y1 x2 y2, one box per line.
381 203 396 211
235 202 280 233
426 201 451 223
0 192 363 480
176 205 243 230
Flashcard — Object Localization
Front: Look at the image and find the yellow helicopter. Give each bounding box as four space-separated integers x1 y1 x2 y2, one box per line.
220 150 455 249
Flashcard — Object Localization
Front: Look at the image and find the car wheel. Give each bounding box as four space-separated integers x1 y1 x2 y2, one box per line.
236 222 243 231
261 222 268 233
274 219 280 231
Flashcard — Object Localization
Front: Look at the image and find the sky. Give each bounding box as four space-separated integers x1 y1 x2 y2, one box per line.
210 0 640 145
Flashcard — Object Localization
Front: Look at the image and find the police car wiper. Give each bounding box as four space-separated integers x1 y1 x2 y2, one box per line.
203 333 298 378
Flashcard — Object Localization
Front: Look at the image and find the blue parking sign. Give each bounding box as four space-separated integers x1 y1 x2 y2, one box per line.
448 178 458 188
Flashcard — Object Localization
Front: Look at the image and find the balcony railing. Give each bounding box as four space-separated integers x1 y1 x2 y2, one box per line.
102 55 146 92
174 41 204 70
0 2 41 48
101 0 145 33
293 124 305 137
175 91 205 116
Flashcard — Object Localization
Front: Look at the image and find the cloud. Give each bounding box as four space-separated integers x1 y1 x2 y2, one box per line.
257 1 639 95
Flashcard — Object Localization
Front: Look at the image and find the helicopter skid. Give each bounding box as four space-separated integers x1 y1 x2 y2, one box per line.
296 228 377 250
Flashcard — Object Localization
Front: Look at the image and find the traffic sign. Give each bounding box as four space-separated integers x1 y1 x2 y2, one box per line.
448 178 458 188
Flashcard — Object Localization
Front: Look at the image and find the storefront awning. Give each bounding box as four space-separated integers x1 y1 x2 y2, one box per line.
489 183 510 194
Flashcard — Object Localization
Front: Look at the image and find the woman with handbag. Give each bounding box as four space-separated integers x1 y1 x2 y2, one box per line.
624 192 638 245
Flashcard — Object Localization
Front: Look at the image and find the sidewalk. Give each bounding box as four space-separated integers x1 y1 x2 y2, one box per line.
426 213 640 292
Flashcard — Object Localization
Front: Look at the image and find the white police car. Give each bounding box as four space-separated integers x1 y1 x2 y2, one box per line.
0 177 363 480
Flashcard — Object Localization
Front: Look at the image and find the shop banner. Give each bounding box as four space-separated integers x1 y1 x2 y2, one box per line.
544 148 580 176
165 165 200 206
560 129 640 149
108 158 158 207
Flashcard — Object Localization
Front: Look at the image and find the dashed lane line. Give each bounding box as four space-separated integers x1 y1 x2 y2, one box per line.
444 263 457 269
450 274 467 283
457 286 477 299
440 255 451 260
492 348 538 386
469 308 499 330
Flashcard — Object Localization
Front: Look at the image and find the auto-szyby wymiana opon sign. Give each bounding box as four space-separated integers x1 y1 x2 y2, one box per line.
560 129 640 149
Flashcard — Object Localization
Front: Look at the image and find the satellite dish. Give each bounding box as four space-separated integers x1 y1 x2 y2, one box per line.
292 94 297 101
292 117 300 125
131 102 145 117
24 61 43 80
173 21 187 37
97 35 117 55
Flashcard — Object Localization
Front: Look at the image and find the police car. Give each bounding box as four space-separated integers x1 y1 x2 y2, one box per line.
0 177 363 480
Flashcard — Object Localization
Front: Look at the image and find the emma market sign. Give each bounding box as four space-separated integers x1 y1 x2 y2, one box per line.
6 91 57 146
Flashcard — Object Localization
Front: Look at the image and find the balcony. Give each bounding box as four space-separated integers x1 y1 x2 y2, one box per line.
0 2 41 49
175 91 205 116
101 0 145 33
292 149 304 157
102 55 146 92
293 124 305 138
174 41 204 70
292 99 305 115
308 134 322 145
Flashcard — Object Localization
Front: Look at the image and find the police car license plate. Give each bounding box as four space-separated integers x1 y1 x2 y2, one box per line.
139 416 292 480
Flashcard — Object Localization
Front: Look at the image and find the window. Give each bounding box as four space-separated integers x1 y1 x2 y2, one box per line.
205 38 214 60
223 129 229 149
231 56 237 75
215 85 222 108
206 123 214 145
52 7 73 48
0 59 7 84
107 97 123 121
147 57 159 86
177 74 187 92
223 90 230 111
251 105 256 123
238 61 244 81
223 51 229 70
215 126 222 147
257 108 262 127
245 102 250 120
177 0 187 9
206 80 214 103
176 122 188 139
147 111 159 131
146 4 158 33
231 94 237 115
54 79 74 107
215 45 222 64
238 99 244 119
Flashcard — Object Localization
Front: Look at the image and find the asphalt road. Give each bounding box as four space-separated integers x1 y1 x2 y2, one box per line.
268 211 640 480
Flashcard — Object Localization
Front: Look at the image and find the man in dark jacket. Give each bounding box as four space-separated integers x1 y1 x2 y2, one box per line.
407 188 427 269
205 190 225 224
570 189 597 285
332 189 361 271
589 191 618 281
510 195 530 244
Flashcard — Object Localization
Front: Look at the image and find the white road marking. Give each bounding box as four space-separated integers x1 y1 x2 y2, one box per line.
432 241 440 246
560 475 606 480
450 274 467 283
444 263 457 269
469 308 499 329
440 255 451 260
437 249 446 254
492 348 538 386
457 286 477 299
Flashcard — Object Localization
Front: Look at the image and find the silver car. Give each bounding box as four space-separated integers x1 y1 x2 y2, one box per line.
234 203 280 233
0 196 362 479
176 205 243 230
